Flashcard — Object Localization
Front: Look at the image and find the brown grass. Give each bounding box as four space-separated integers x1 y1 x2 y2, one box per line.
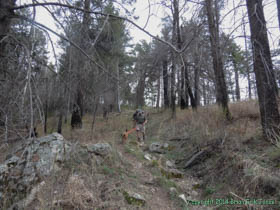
5 100 280 209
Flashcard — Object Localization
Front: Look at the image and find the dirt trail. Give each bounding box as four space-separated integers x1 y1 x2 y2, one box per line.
115 139 212 210
117 143 178 209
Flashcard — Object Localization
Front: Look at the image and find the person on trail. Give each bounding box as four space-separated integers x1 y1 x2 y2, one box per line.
133 109 147 143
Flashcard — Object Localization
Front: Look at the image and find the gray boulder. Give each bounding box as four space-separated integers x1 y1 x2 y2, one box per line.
123 190 146 206
0 133 72 209
87 143 112 156
149 142 169 154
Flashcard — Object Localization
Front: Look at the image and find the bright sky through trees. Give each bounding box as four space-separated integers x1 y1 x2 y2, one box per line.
19 0 279 60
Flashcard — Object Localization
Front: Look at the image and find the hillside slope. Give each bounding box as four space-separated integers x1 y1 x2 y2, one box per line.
1 101 280 209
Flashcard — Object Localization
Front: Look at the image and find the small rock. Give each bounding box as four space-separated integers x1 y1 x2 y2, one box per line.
150 188 156 193
149 142 166 154
169 187 177 195
178 194 188 205
87 143 112 156
144 153 152 161
0 164 8 174
160 167 183 179
5 155 20 167
170 187 177 193
123 190 146 206
166 160 175 168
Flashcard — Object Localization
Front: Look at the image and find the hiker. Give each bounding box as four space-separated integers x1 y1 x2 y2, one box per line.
133 109 147 142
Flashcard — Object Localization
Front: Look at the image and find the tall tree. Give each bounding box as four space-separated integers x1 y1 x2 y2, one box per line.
277 0 280 31
70 0 90 128
0 0 16 77
205 0 230 119
246 0 280 137
242 16 252 99
170 0 179 117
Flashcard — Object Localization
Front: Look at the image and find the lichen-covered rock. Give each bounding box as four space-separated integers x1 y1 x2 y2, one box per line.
123 190 146 206
166 160 175 168
87 143 112 156
0 133 72 209
160 167 183 179
149 142 168 154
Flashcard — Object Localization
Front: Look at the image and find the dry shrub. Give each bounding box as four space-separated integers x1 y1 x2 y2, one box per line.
173 105 227 143
54 174 98 209
241 158 280 197
229 100 259 120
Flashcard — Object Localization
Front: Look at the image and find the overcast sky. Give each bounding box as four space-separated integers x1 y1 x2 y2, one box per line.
18 0 279 58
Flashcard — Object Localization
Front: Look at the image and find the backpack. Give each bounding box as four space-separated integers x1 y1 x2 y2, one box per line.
133 109 146 124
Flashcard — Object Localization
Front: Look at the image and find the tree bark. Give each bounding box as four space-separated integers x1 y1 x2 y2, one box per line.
185 65 196 109
156 73 160 108
277 0 280 31
57 111 63 134
171 0 177 117
136 74 145 108
246 0 280 137
162 59 169 108
232 58 240 101
205 0 230 119
171 52 176 117
202 78 207 105
71 87 83 128
0 0 15 77
44 78 48 134
243 16 252 99
71 0 90 128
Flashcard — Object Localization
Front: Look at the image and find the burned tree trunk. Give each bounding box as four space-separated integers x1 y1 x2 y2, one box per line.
246 0 280 137
71 88 83 128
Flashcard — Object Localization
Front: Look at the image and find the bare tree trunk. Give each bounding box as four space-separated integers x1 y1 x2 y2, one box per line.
171 54 176 117
234 66 240 101
162 59 169 108
243 16 252 99
44 78 48 134
71 0 90 128
71 87 83 128
246 0 280 137
202 78 207 105
116 58 121 112
156 73 160 108
185 63 196 109
136 75 145 108
277 0 280 31
57 111 63 134
194 69 200 106
205 0 230 119
0 0 15 75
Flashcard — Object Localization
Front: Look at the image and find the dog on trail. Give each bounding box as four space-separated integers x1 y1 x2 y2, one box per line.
121 127 136 143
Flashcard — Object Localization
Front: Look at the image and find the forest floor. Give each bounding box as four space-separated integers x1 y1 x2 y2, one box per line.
2 100 280 209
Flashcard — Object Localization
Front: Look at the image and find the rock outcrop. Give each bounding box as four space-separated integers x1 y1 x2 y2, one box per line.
0 133 95 209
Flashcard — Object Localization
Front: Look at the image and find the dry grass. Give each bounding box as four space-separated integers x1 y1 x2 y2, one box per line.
5 100 280 209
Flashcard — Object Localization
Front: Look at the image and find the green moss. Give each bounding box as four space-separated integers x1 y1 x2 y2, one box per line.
160 168 183 179
123 191 145 206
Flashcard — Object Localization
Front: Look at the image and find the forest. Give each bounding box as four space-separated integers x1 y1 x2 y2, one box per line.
1 0 280 209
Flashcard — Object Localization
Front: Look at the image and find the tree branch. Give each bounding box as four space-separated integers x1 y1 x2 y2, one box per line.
12 2 188 53
11 14 119 81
